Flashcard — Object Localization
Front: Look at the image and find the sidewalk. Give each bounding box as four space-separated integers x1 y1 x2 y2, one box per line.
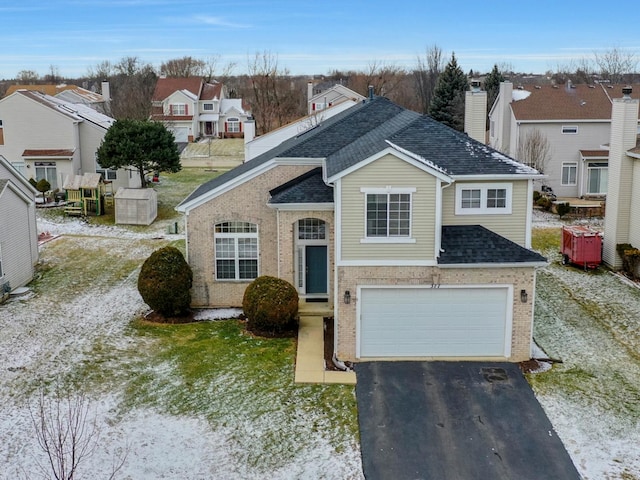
294 313 356 385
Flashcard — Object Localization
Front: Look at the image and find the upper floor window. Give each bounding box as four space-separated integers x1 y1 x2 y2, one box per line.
562 126 578 134
214 221 258 281
170 104 187 115
203 103 214 111
562 162 577 186
11 161 26 177
455 183 512 215
226 117 240 133
361 187 415 241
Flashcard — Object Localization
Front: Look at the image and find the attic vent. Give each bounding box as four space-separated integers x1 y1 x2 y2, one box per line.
534 85 541 89
580 101 587 106
588 85 595 89
622 86 633 98
553 85 559 89
517 85 524 90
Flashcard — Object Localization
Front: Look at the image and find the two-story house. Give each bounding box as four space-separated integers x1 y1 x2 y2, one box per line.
487 81 640 198
0 90 131 191
150 77 251 142
177 97 546 364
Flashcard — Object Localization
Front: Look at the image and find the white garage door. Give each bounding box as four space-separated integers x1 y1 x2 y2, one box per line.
359 287 510 358
170 127 189 143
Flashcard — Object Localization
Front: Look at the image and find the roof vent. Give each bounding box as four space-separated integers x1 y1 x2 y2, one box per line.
471 80 482 92
622 86 633 98
588 85 595 89
368 85 374 100
534 85 541 89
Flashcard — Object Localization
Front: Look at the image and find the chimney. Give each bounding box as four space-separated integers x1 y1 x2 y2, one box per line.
307 81 313 114
243 119 256 162
603 86 640 267
465 81 487 143
101 81 110 101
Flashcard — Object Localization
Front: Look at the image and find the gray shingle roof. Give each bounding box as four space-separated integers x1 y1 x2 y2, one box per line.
269 167 333 204
439 225 546 265
178 96 537 208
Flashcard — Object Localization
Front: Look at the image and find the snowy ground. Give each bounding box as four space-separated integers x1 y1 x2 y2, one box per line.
0 213 362 480
531 209 640 480
2 208 639 479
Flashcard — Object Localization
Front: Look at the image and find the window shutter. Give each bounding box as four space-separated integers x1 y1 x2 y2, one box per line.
312 103 316 111
185 104 188 115
225 122 228 132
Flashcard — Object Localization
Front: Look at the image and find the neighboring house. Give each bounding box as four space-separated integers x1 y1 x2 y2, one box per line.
486 81 640 198
603 87 640 268
176 97 546 363
0 90 133 191
307 82 365 115
4 84 109 114
151 77 251 142
0 155 38 295
244 100 360 161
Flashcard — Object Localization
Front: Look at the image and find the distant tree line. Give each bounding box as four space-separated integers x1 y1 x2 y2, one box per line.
1 46 638 135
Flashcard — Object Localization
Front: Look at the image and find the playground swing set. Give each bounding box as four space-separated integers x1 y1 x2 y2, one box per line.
62 173 113 216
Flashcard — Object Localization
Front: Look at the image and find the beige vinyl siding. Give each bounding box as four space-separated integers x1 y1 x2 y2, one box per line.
340 154 437 261
0 184 36 288
442 180 528 246
629 161 640 249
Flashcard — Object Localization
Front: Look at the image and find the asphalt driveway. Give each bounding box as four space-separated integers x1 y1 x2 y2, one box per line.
355 361 581 480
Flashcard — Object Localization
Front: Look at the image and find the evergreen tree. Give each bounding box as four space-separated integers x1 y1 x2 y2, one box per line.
428 53 468 131
96 119 180 188
483 64 506 117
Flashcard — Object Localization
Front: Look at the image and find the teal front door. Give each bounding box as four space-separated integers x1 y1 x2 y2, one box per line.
305 245 327 294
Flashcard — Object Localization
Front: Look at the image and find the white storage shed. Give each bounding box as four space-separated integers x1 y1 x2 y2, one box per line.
115 188 157 225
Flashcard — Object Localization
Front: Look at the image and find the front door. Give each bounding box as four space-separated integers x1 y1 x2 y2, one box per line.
305 245 327 294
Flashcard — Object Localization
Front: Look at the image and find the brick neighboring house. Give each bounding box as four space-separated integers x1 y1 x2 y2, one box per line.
150 77 251 142
177 97 546 363
486 81 640 198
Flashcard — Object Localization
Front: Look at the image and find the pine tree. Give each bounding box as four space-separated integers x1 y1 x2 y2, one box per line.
483 64 505 115
428 53 468 131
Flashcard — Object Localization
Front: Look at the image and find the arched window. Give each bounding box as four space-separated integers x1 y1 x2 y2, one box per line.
214 221 258 280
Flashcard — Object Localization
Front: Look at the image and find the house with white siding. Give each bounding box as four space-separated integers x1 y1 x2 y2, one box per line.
0 155 38 297
0 90 133 192
177 97 546 364
150 77 251 142
486 81 640 198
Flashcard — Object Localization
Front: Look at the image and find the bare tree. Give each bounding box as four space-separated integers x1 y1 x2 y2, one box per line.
87 61 115 81
29 390 127 480
414 45 445 113
594 46 638 84
16 69 40 84
245 51 302 134
44 65 63 84
160 56 206 77
517 128 551 173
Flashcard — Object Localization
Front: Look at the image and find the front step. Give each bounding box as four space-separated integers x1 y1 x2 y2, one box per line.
298 300 333 317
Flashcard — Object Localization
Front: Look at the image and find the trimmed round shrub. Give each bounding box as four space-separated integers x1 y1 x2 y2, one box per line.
242 276 298 334
138 246 193 318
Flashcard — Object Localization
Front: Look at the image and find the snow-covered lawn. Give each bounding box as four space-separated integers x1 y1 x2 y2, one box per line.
531 210 640 480
2 202 639 479
0 213 362 480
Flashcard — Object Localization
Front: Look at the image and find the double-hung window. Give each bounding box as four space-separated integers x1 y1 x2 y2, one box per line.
215 221 258 280
171 104 186 115
562 162 577 186
455 183 512 215
361 187 415 242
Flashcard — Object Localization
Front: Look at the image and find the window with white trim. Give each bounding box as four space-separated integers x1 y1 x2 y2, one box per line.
215 221 258 280
11 161 26 177
361 188 414 239
170 103 186 115
455 183 512 215
203 103 214 111
562 126 578 134
96 159 117 180
561 162 577 186
35 162 58 190
226 117 240 133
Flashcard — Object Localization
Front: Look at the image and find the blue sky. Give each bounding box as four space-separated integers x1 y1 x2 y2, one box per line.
1 0 637 79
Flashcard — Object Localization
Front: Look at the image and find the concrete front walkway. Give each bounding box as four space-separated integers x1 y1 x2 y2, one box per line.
294 307 356 385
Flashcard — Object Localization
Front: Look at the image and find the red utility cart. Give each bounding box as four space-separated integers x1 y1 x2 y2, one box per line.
561 225 603 269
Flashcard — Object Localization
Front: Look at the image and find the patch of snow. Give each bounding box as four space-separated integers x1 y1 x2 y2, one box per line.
512 90 531 101
194 308 243 321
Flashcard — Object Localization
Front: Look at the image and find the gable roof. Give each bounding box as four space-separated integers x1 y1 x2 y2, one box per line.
0 155 37 195
177 97 538 212
152 77 204 102
439 225 546 266
5 84 87 97
9 90 114 129
510 83 640 121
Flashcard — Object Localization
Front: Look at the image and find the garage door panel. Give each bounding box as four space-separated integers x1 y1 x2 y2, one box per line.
360 288 509 357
